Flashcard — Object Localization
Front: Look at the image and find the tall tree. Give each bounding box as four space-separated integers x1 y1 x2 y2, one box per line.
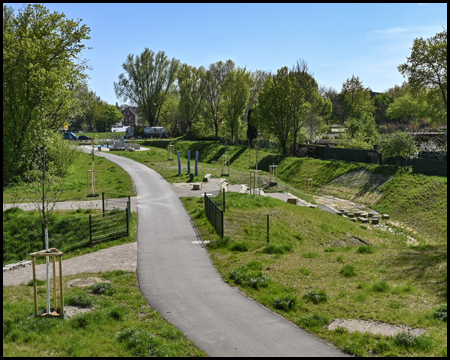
372 93 394 124
398 28 447 110
3 4 90 184
340 75 374 120
177 64 207 132
114 48 180 128
221 67 251 142
202 60 235 140
254 67 293 155
247 70 270 147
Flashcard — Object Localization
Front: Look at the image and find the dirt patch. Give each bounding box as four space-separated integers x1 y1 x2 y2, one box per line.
63 305 94 319
329 318 427 337
66 277 108 288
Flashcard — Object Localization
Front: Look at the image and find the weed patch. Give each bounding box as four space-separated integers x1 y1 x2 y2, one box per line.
91 282 116 296
302 252 319 258
230 242 249 252
272 295 300 312
261 244 293 254
296 313 330 328
356 245 375 254
302 290 329 304
339 265 357 277
433 305 447 322
229 266 271 289
67 291 96 308
371 281 390 293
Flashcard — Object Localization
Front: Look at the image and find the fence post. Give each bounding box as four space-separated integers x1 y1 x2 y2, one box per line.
89 215 93 247
223 188 225 213
267 214 269 243
102 192 105 217
126 201 130 237
221 207 224 239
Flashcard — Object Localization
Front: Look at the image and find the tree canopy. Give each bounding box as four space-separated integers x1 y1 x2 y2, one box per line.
3 4 91 184
114 48 180 128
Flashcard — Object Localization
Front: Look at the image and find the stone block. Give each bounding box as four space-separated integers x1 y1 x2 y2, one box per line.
287 198 297 205
382 214 390 219
359 217 369 223
193 184 201 190
371 217 379 224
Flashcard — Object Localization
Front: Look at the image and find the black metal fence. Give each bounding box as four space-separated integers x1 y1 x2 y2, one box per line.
47 196 130 252
204 193 223 238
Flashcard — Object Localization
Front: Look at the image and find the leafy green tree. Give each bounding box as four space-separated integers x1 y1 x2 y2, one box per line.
221 67 251 142
202 60 235 140
386 94 430 126
254 67 293 155
398 28 447 110
379 131 418 167
338 112 379 150
3 4 90 184
247 70 270 146
177 64 207 132
114 48 180 128
340 75 374 120
372 93 394 124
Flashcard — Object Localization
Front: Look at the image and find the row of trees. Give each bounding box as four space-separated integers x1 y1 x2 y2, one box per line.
113 27 446 156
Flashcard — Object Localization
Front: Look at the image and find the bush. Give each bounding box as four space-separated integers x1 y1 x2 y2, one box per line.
230 242 249 252
433 305 447 322
261 244 293 254
356 245 375 254
229 266 270 289
91 282 116 295
67 292 95 308
302 290 329 304
371 280 390 293
339 265 357 277
297 313 330 328
272 295 300 312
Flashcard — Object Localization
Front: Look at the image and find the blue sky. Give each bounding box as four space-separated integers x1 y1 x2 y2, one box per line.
5 3 447 105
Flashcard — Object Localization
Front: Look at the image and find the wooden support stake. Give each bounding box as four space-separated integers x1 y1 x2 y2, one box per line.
59 256 64 317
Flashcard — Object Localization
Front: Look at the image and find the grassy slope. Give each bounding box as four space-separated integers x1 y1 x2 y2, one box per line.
3 149 136 203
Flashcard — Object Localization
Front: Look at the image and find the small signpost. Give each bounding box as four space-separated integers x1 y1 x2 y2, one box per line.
187 150 191 174
195 151 199 176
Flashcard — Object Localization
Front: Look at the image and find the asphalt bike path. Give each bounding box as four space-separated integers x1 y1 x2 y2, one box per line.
89 149 347 357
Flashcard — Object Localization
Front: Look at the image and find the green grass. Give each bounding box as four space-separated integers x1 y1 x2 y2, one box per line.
3 150 136 203
3 271 207 357
181 188 446 357
3 208 138 266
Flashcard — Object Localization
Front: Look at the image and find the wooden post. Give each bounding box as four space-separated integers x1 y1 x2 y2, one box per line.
52 255 57 312
32 257 38 316
59 256 64 317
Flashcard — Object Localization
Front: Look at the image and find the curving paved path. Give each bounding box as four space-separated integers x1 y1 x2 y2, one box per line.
83 149 347 357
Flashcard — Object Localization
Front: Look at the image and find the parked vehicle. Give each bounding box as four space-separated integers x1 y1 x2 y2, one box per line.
125 126 135 139
143 126 166 139
64 132 78 140
78 135 92 140
111 126 129 133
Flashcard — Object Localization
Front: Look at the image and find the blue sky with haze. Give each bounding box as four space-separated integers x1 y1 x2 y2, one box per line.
5 3 447 105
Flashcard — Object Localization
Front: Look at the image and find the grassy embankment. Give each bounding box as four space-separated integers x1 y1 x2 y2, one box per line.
3 148 136 203
116 139 447 356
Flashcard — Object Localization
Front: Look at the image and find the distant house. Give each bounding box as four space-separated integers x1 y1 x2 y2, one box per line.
369 90 383 99
121 106 141 127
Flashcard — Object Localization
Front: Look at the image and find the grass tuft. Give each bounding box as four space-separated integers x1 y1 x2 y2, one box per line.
297 313 330 328
261 244 293 254
433 305 447 322
371 281 390 293
66 292 95 308
229 266 270 289
272 295 300 312
356 245 375 254
339 264 357 277
230 242 249 252
302 290 329 304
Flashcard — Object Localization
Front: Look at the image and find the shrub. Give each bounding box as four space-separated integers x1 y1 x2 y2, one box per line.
302 252 319 258
272 295 300 312
229 266 270 289
230 242 249 252
261 244 293 254
336 255 344 263
297 313 330 328
339 265 357 277
67 292 95 308
356 245 375 254
433 305 447 322
371 281 390 293
91 282 116 295
302 290 329 304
